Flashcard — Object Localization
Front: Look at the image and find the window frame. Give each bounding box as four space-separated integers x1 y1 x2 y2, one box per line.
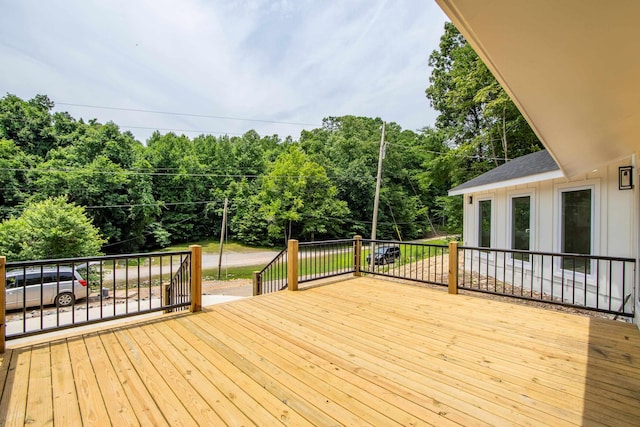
555 182 598 278
476 196 494 248
508 191 534 264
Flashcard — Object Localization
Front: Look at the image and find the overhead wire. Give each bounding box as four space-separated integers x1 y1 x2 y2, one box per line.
0 166 376 182
118 125 245 136
84 200 222 209
56 102 321 127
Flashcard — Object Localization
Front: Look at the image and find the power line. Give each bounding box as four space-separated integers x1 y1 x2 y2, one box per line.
84 200 221 209
0 167 260 178
56 102 321 127
101 215 194 248
0 167 375 182
119 125 244 136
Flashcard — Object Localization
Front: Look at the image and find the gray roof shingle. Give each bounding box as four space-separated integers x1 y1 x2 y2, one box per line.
448 150 560 194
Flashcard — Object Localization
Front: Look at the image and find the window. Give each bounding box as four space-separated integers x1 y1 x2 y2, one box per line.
478 199 492 248
6 276 18 289
561 188 592 273
511 195 531 261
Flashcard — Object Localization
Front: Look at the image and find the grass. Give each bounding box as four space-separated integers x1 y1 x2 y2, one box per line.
423 238 448 246
203 264 264 281
175 239 453 282
254 241 451 282
162 239 277 254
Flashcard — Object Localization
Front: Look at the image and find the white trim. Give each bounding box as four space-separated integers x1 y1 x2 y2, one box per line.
554 181 600 277
476 196 494 248
508 191 534 264
448 170 564 196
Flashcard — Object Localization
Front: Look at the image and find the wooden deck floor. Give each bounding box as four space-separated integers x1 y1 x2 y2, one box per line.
1 276 639 426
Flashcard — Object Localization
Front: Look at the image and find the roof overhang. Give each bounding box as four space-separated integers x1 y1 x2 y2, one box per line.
435 0 640 178
448 169 564 196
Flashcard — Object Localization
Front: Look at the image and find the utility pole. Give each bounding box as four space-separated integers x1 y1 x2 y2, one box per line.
370 122 385 262
217 198 228 280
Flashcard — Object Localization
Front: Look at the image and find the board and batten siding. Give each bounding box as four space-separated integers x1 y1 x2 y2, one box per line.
461 156 636 260
459 156 638 322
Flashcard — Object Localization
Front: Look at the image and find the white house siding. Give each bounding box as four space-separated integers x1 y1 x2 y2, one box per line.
459 156 637 317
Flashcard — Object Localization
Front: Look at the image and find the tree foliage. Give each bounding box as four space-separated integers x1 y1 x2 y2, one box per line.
426 22 542 178
0 29 541 259
0 92 463 257
258 146 349 243
425 22 543 232
0 197 105 260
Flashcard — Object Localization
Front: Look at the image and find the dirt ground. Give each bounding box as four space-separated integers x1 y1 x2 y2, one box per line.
202 279 253 297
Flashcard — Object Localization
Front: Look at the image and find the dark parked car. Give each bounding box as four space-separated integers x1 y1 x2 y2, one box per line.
366 245 401 265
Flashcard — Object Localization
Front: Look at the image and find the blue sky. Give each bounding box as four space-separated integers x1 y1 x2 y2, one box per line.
0 0 447 142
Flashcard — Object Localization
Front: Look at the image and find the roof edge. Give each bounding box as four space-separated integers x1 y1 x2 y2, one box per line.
448 169 565 196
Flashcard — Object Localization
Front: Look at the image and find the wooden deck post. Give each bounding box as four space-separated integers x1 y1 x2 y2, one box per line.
0 256 5 353
252 271 261 296
448 241 459 294
287 239 299 291
190 245 202 312
353 235 362 277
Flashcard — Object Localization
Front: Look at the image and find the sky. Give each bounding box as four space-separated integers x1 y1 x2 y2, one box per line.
0 0 448 143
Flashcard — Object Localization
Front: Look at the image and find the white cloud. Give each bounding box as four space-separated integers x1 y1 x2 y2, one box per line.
0 0 447 141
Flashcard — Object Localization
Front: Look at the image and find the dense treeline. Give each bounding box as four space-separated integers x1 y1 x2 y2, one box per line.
0 97 451 253
0 23 542 259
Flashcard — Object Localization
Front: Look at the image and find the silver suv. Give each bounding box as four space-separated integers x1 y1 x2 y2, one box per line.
5 267 88 310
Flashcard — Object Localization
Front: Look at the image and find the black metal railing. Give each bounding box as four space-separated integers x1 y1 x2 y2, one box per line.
458 246 635 317
361 239 449 286
4 251 191 339
165 254 191 312
256 248 287 295
298 239 356 283
253 237 636 318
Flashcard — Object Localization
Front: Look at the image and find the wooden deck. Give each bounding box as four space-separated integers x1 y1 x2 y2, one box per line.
1 276 639 426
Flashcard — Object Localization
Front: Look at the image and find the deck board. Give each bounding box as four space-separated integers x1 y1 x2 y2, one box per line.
50 340 83 426
25 343 53 426
1 276 639 426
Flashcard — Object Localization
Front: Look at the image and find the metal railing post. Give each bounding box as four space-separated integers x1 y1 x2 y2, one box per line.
354 235 362 276
448 242 459 294
0 256 5 353
162 284 171 314
288 240 299 291
190 245 202 312
252 271 261 296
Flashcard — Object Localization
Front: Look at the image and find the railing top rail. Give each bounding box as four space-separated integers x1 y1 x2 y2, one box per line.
5 250 192 268
362 238 448 247
299 239 355 247
258 247 287 275
458 245 636 263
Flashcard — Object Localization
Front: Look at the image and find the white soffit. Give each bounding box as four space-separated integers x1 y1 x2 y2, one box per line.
435 0 640 178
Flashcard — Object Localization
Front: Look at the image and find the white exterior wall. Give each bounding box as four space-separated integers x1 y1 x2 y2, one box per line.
459 156 637 318
462 157 636 257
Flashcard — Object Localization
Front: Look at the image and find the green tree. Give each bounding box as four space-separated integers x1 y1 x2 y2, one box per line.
426 22 541 176
258 146 349 243
0 139 34 219
425 22 544 234
0 94 57 158
0 197 105 261
223 179 271 246
146 132 211 243
30 122 159 252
